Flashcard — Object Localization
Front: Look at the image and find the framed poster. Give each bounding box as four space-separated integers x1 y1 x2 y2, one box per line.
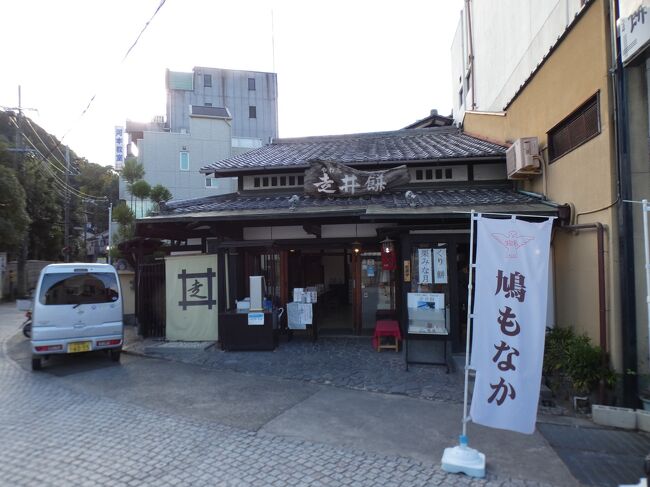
406 292 448 335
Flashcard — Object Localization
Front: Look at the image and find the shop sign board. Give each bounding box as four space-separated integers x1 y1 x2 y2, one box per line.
304 160 409 197
618 0 650 65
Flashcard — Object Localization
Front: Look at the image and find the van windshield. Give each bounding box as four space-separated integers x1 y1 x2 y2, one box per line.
39 272 119 306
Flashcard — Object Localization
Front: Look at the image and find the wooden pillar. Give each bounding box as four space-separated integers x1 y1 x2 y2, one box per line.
352 250 361 333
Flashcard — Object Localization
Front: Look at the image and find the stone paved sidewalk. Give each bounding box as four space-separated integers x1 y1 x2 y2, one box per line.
124 329 566 418
124 331 467 403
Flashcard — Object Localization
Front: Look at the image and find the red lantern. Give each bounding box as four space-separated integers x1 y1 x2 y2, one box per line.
381 237 396 271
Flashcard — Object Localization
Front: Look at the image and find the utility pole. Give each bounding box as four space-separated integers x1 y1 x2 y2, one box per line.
15 86 28 297
8 87 38 297
64 146 70 262
107 202 113 265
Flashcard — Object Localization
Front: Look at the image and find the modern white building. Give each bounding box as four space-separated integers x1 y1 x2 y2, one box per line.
122 67 279 206
451 0 587 123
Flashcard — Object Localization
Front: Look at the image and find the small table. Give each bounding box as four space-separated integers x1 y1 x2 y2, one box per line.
372 320 402 352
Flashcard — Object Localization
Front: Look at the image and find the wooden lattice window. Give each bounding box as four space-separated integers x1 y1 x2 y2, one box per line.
548 93 600 162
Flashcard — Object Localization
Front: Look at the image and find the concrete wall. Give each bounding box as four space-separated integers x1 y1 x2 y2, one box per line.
167 67 278 143
133 116 237 202
463 0 624 370
118 271 135 322
452 0 587 122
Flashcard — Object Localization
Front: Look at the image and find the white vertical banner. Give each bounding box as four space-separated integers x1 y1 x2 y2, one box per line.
418 248 432 284
470 216 553 434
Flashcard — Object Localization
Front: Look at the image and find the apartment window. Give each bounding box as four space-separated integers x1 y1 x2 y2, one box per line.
204 74 212 87
548 93 600 162
205 178 219 188
179 151 189 171
248 78 256 90
249 106 257 119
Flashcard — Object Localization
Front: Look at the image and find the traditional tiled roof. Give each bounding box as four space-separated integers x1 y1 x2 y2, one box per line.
153 186 552 220
200 127 506 175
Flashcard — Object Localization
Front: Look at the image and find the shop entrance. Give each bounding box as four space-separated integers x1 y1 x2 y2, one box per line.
360 252 396 332
287 248 354 334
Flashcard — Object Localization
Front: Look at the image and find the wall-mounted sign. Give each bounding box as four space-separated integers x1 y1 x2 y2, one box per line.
403 260 411 282
304 160 409 197
618 0 650 65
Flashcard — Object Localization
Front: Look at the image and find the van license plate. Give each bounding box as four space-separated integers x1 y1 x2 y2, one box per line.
68 341 91 353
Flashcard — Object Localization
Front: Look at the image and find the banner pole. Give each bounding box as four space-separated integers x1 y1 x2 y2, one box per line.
441 210 486 478
461 210 477 438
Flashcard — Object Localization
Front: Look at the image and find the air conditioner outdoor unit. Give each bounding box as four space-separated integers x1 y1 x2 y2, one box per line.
506 137 542 180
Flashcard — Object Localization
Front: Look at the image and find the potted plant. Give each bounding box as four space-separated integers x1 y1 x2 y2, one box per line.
543 327 616 406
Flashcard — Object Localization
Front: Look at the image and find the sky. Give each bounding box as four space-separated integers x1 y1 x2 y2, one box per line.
0 0 463 167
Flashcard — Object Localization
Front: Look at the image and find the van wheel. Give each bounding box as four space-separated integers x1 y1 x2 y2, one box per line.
31 357 42 371
109 350 121 363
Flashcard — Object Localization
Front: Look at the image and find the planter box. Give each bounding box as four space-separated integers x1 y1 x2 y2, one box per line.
637 409 650 433
592 404 637 430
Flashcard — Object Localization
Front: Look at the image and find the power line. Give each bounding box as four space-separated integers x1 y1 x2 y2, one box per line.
9 116 108 201
19 130 107 201
24 118 79 176
60 0 168 141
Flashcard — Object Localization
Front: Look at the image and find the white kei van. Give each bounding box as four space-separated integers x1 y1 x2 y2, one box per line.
31 263 124 371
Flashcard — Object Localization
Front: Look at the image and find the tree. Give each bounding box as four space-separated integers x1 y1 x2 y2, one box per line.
131 180 151 218
149 184 172 213
121 157 144 209
0 165 30 251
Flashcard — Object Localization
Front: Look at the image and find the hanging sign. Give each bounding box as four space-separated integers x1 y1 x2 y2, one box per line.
469 216 553 434
433 248 448 284
304 160 409 197
418 248 432 284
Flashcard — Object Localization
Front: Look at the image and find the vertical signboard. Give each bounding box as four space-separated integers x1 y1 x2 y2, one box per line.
470 216 553 434
114 126 124 170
